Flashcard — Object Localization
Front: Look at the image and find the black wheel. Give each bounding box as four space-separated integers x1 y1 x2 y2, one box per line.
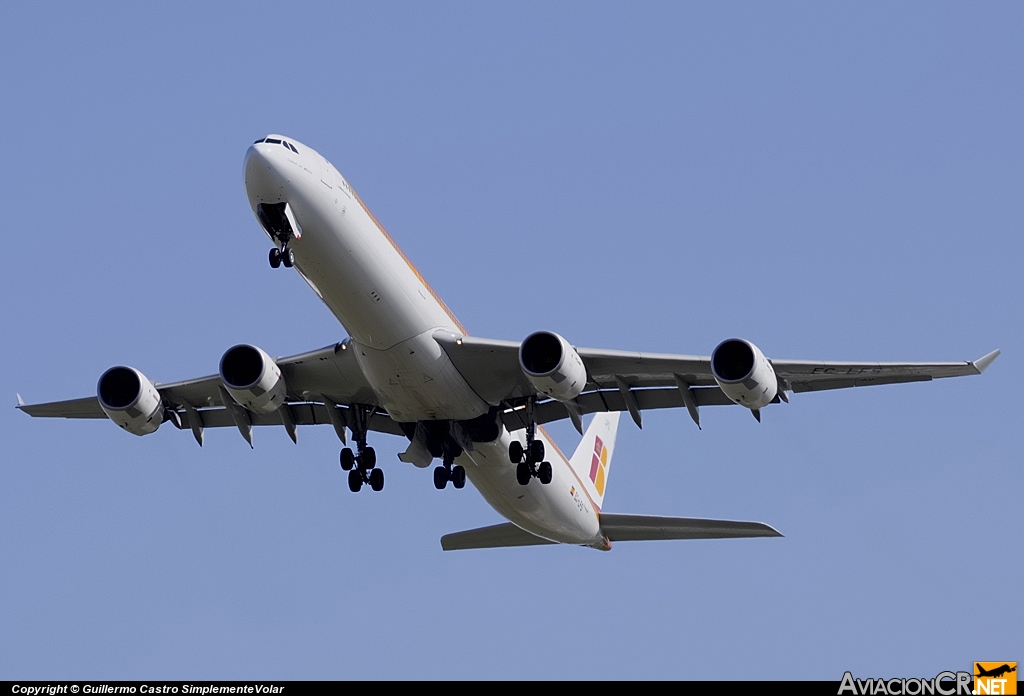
269 248 281 268
282 247 295 268
508 440 523 463
451 465 466 489
529 439 545 463
340 448 355 471
348 469 363 492
433 466 448 490
360 446 376 469
369 468 384 492
516 462 532 486
538 461 553 485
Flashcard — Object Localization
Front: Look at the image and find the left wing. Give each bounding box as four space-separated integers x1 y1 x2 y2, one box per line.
17 343 404 442
433 331 999 430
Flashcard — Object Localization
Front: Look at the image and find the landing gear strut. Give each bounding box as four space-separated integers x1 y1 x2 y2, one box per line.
434 441 466 490
339 405 383 492
509 398 552 485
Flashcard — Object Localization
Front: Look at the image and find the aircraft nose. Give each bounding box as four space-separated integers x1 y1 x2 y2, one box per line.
244 142 286 200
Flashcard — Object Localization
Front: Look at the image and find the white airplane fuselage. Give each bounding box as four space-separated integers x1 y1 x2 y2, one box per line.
244 136 609 549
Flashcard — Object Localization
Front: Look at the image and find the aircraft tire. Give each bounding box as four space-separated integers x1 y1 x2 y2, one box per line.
361 447 376 469
516 462 531 486
348 469 362 492
538 462 552 485
340 448 355 471
369 468 384 492
433 466 448 490
508 440 523 463
529 440 545 463
282 247 295 268
269 248 281 268
452 465 466 489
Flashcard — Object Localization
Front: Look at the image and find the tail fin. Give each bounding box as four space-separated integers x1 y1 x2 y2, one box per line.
569 412 620 509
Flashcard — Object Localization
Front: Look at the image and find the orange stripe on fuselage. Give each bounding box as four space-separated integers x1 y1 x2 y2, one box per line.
351 186 600 521
351 187 469 336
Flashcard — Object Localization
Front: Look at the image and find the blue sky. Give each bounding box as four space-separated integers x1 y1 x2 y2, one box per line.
1 2 1020 679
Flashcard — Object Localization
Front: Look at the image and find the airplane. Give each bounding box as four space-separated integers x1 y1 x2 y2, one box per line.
975 665 1016 679
17 134 1001 551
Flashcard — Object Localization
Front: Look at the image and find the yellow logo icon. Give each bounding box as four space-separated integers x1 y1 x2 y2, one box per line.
975 663 1017 695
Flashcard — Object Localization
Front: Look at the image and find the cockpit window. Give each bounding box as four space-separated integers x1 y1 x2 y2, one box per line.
254 137 297 153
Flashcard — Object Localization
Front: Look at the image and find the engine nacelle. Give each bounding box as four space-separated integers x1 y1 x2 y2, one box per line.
97 366 164 436
711 338 778 410
219 344 288 413
519 331 587 402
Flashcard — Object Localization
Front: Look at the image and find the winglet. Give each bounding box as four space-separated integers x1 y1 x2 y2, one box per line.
971 349 1001 374
16 393 25 409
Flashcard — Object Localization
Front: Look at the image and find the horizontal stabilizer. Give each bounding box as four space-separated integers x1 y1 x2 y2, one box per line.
441 523 555 551
600 513 782 541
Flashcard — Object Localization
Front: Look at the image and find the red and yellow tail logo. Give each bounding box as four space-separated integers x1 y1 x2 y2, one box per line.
975 663 1017 695
589 436 609 496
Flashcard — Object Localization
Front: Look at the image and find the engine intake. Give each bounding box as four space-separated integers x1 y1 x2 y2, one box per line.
219 344 288 413
711 338 778 410
519 331 587 402
97 366 164 436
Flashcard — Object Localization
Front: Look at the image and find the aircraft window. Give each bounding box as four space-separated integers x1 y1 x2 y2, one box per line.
283 140 292 150
289 143 299 153
265 138 281 145
252 138 265 144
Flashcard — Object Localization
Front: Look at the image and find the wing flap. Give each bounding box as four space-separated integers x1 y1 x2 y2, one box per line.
501 386 737 430
600 513 782 541
440 523 556 551
179 403 405 437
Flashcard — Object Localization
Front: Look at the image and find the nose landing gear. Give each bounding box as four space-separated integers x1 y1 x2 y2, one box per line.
258 203 299 270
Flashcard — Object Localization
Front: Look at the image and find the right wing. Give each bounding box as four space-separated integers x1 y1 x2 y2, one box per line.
433 331 999 430
17 342 404 442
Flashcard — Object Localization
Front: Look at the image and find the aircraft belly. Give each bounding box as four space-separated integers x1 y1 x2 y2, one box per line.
463 433 603 547
351 330 488 422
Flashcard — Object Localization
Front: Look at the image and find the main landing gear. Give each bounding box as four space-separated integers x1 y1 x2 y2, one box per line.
339 405 383 492
434 442 466 490
269 246 295 269
510 399 552 485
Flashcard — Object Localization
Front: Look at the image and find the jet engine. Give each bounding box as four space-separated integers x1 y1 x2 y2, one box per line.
711 338 778 410
219 344 288 413
97 366 165 436
519 331 587 402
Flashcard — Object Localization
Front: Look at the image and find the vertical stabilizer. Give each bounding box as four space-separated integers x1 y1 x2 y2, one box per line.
569 412 620 509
